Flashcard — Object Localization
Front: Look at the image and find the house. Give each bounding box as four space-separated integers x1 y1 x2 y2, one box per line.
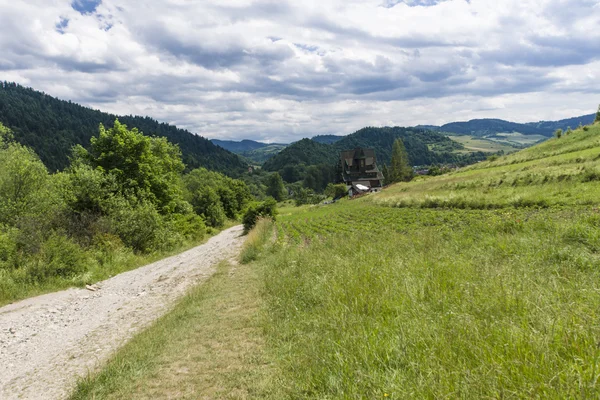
337 148 385 196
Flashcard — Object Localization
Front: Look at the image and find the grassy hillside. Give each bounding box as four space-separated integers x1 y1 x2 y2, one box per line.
376 123 600 208
434 114 595 137
72 122 600 398
0 82 246 174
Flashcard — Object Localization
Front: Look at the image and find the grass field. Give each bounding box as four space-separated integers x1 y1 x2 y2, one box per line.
73 123 600 398
447 134 520 154
491 132 549 146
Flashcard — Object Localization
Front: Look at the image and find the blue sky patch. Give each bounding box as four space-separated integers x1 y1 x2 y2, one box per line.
71 0 102 15
55 17 69 34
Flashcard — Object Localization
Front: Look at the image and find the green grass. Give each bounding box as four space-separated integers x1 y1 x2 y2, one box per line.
447 134 520 154
69 123 600 398
375 124 600 209
259 124 600 397
71 258 282 399
491 132 548 146
267 204 600 398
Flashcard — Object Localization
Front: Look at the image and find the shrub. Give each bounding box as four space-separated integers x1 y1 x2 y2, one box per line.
325 183 348 200
189 187 226 228
243 198 277 233
554 129 563 138
27 234 91 280
106 198 164 253
0 225 18 270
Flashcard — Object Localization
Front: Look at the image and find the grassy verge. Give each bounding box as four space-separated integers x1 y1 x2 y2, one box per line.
70 224 282 399
0 221 237 307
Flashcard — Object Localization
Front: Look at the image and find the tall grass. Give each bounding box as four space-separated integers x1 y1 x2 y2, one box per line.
265 207 600 398
240 218 274 264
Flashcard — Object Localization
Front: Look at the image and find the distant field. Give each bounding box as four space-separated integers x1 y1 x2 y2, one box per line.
447 134 519 153
487 131 548 146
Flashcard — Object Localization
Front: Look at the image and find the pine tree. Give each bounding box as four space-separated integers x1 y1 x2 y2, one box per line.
266 172 286 201
390 139 413 183
595 104 600 124
381 164 390 186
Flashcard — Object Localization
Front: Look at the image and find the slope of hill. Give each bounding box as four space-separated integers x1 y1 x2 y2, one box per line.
238 144 288 165
376 122 600 208
0 82 246 174
211 139 274 153
311 134 344 144
211 139 288 165
429 114 595 137
262 126 485 180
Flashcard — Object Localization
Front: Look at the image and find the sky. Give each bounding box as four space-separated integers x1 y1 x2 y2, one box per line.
1 0 599 143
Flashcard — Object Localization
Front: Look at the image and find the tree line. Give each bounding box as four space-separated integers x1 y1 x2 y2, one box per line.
0 120 273 303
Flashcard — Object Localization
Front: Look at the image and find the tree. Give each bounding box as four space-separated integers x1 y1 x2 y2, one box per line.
555 129 563 139
595 104 600 124
381 164 389 186
266 172 286 201
389 138 413 183
74 120 186 213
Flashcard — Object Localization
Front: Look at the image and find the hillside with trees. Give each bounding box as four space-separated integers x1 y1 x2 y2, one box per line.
433 114 595 137
0 82 246 175
262 127 488 187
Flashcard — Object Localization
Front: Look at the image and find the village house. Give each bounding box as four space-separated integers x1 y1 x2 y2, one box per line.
337 148 385 196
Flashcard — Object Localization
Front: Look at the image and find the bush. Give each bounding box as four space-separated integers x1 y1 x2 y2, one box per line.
106 198 164 253
554 129 563 138
0 225 18 270
243 198 277 233
27 234 91 280
325 183 348 200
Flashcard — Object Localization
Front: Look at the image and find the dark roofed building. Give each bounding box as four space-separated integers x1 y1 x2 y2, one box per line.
337 148 384 195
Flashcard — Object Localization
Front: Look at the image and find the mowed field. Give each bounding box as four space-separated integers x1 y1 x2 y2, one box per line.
447 134 521 154
74 123 600 399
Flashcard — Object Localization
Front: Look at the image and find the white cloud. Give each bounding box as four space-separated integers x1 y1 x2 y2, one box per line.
1 0 599 142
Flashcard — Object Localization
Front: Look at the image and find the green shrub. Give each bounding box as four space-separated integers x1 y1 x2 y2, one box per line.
189 187 226 228
27 234 91 280
106 199 164 253
0 225 18 270
242 198 277 233
324 183 348 200
555 129 563 138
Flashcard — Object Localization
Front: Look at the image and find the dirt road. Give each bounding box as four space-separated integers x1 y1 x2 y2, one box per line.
0 225 245 400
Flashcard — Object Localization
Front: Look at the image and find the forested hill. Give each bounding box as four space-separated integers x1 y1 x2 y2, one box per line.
0 82 247 174
211 139 275 152
430 114 595 137
262 126 486 181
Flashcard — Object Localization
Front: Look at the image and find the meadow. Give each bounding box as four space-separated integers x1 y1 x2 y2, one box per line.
73 123 600 398
263 123 600 398
447 134 519 154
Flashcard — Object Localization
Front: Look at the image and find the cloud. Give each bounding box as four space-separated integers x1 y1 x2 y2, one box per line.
1 0 599 143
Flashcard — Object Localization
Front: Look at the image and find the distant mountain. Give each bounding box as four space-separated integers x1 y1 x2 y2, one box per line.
211 139 288 165
311 135 344 144
238 144 288 165
432 114 595 137
212 139 273 152
0 82 247 175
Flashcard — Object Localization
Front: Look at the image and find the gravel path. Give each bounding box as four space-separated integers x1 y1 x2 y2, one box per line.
0 225 245 400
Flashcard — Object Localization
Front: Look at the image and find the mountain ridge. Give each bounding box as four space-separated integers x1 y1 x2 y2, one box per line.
0 82 247 175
